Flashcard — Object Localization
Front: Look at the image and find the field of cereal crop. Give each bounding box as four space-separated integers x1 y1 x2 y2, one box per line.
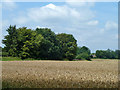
2 59 118 88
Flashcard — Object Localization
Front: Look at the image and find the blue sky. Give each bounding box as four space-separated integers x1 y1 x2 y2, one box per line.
1 2 118 53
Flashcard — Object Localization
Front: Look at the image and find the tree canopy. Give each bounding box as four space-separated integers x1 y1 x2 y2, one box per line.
56 33 77 60
95 49 120 59
76 46 91 60
77 46 91 55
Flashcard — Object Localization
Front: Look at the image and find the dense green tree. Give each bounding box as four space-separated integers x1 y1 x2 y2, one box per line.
76 46 91 60
1 47 9 57
95 49 118 59
115 50 120 59
0 46 2 56
77 46 91 55
31 34 51 59
2 25 18 56
96 50 105 58
76 53 91 60
36 28 62 60
57 33 77 60
17 27 36 59
0 46 2 52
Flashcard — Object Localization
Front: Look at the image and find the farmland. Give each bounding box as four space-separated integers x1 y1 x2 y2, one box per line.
2 59 118 88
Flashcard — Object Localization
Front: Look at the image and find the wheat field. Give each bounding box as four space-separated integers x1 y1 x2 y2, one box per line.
2 59 118 88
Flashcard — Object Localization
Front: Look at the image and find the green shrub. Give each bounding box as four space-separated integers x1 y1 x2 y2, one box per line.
0 52 2 56
2 52 9 57
76 53 91 60
63 58 69 61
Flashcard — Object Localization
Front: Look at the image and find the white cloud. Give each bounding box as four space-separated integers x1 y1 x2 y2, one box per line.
105 21 118 30
13 3 95 26
97 21 118 34
46 4 56 9
87 20 99 25
26 4 81 23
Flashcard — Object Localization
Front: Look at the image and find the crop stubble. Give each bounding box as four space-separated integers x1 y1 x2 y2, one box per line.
2 59 118 88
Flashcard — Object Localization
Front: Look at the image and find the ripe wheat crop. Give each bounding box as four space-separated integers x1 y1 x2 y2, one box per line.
2 59 118 88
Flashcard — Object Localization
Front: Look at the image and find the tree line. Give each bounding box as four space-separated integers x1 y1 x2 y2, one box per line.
76 46 120 60
1 25 120 60
95 49 120 59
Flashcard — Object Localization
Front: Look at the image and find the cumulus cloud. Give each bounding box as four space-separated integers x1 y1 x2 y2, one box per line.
98 21 118 34
13 3 95 27
46 4 56 9
27 4 82 24
105 21 118 30
87 20 99 25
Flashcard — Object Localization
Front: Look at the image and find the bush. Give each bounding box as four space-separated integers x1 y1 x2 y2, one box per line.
0 52 2 56
76 53 91 60
63 58 69 61
2 52 9 57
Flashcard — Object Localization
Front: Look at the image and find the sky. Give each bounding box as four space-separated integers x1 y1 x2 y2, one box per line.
1 1 118 53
